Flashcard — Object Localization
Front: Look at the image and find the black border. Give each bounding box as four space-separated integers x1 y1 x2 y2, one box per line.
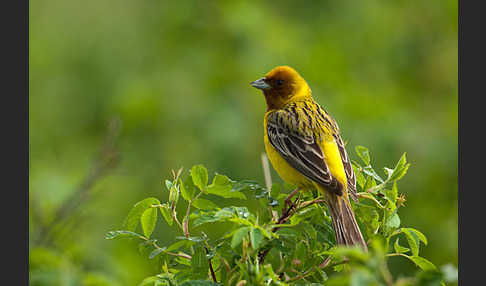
3 0 29 284
458 0 484 285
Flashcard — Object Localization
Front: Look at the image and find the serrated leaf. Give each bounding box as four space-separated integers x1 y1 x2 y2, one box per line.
124 197 160 232
385 212 400 229
249 227 264 250
158 203 173 226
180 180 195 201
355 145 370 165
402 229 420 256
383 182 398 203
407 256 437 271
141 207 158 238
362 166 384 183
192 212 219 227
402 227 428 246
192 198 219 210
149 247 166 259
231 227 250 248
389 153 410 181
394 238 410 254
206 174 246 199
190 165 208 191
105 230 144 240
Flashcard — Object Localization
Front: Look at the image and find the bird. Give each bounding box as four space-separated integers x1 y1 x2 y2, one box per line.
250 65 367 251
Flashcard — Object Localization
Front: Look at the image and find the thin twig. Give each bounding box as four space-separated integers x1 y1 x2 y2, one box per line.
205 247 218 283
141 236 192 260
258 195 325 263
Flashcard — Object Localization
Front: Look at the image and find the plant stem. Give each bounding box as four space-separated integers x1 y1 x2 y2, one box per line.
261 153 278 222
205 247 218 283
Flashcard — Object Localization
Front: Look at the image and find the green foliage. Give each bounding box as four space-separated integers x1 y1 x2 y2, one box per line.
108 147 457 285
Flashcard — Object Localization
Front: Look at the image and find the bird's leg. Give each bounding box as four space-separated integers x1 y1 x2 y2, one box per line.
282 187 301 216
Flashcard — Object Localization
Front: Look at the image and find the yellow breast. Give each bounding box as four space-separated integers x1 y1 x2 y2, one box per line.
263 113 314 189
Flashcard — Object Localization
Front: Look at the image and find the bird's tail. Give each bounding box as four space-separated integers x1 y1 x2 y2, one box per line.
326 193 368 251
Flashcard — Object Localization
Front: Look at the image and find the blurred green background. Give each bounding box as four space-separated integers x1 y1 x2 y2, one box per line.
29 0 457 285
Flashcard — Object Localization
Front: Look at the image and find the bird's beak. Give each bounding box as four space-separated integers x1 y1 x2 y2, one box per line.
250 78 271 90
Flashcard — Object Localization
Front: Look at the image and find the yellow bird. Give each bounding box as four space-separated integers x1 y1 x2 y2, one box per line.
250 66 367 251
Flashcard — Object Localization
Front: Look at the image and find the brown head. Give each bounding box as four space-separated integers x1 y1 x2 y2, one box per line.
250 66 312 110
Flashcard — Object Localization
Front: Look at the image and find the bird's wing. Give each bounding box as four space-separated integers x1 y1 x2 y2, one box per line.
315 106 358 202
267 108 344 196
334 134 358 202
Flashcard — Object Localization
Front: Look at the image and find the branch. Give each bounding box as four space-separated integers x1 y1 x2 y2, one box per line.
258 196 325 264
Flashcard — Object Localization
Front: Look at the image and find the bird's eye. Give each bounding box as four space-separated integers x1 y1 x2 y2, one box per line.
276 79 284 86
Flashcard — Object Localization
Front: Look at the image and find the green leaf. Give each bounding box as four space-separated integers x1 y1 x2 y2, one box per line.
383 182 398 203
105 230 144 240
180 281 219 286
355 145 370 165
356 204 380 237
402 227 428 246
124 197 160 232
407 256 437 271
388 153 410 182
192 198 219 210
295 241 307 260
190 165 208 191
149 247 166 259
362 166 384 184
327 246 370 263
166 240 193 252
249 227 264 250
352 162 365 188
191 246 209 276
139 276 168 286
180 180 195 201
402 229 420 256
206 174 246 199
141 207 158 238
394 238 410 254
158 203 173 226
385 211 401 229
231 227 250 248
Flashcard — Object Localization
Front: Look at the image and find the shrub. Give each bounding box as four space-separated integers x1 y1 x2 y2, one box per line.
106 146 457 286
